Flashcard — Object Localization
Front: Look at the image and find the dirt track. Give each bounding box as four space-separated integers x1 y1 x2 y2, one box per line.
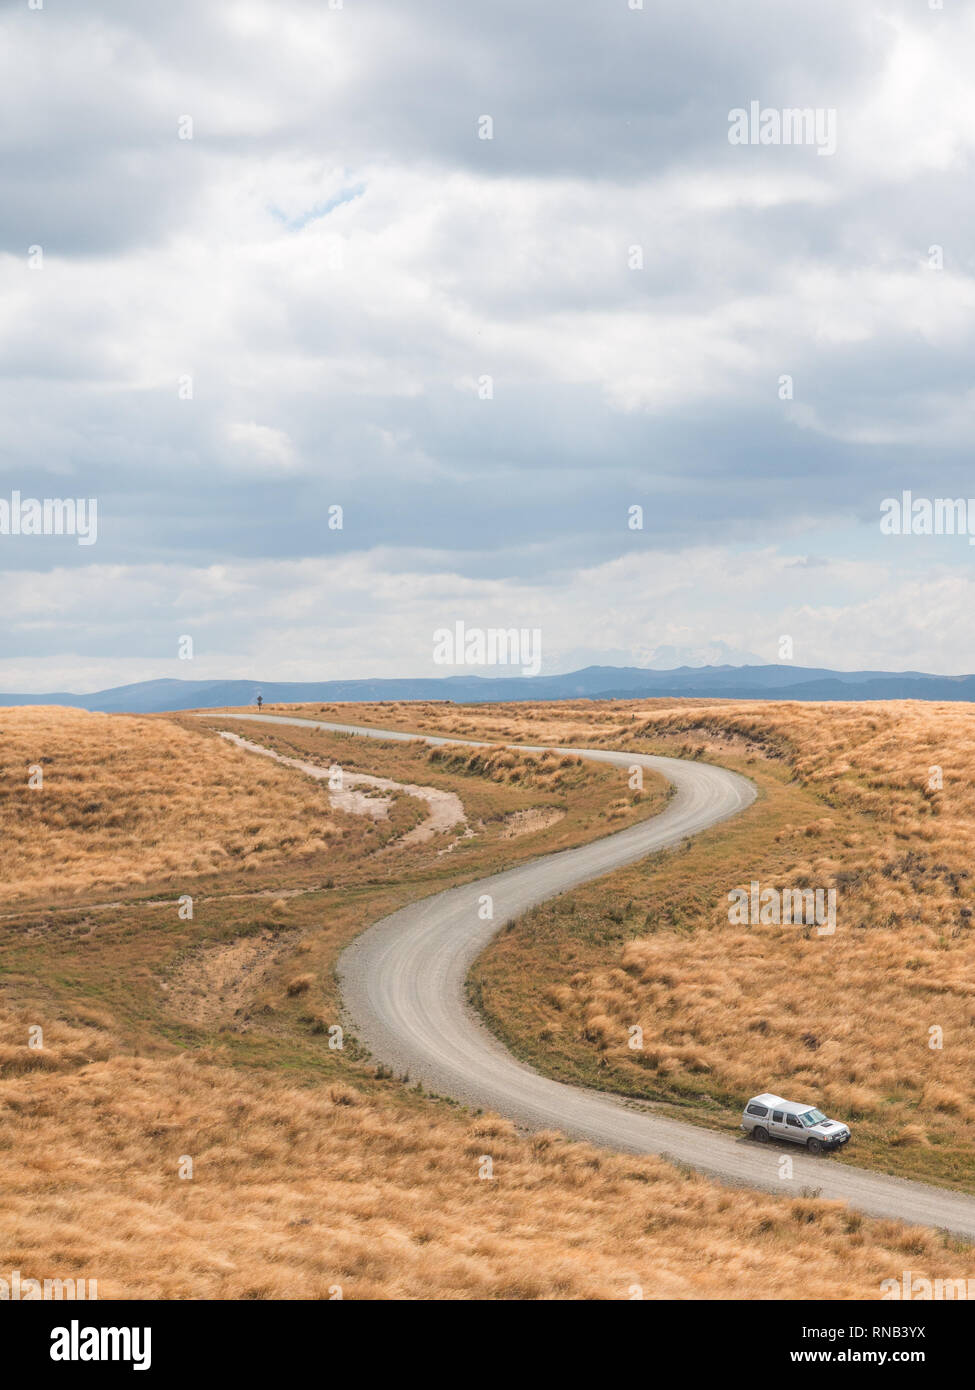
210 712 975 1240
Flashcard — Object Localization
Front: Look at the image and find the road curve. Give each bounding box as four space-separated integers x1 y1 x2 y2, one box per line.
207 711 975 1239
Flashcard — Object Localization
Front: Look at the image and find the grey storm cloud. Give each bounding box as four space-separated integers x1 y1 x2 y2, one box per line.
0 0 905 260
2 0 974 680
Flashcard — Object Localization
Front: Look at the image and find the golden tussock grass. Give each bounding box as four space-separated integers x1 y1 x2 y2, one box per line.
0 707 354 903
191 713 667 856
468 699 975 1185
6 696 975 1298
2 1043 971 1300
426 744 589 792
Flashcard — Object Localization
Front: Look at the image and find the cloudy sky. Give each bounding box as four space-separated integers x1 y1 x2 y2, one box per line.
3 0 975 690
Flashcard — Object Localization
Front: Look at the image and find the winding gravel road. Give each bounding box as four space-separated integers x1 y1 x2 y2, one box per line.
209 711 975 1239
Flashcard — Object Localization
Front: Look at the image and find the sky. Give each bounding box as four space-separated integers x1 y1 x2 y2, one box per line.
3 0 975 690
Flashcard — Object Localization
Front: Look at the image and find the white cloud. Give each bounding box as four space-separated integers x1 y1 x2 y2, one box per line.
3 538 975 691
3 0 975 685
226 421 297 474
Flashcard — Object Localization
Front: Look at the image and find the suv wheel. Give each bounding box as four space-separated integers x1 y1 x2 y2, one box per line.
752 1126 769 1143
807 1138 824 1155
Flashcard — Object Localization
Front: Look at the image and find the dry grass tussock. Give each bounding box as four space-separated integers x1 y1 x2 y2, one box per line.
619 704 975 1127
473 699 975 1174
258 698 627 746
8 697 975 1296
426 744 588 791
0 706 354 902
2 1043 971 1300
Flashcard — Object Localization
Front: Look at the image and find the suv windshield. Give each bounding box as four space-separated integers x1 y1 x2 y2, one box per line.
799 1109 826 1127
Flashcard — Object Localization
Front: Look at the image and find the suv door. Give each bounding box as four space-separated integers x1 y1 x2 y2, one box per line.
770 1108 788 1141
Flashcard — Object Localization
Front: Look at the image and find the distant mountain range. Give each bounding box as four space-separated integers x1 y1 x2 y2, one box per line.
3 665 975 713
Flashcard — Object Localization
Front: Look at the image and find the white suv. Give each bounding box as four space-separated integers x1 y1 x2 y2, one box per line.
742 1093 851 1154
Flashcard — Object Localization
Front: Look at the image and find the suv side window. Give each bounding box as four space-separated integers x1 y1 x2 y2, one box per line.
787 1115 802 1128
746 1104 768 1118
772 1111 784 1124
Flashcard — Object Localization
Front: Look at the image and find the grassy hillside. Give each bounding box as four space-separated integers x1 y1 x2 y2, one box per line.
465 700 975 1189
3 701 974 1298
0 706 372 904
4 1044 969 1300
